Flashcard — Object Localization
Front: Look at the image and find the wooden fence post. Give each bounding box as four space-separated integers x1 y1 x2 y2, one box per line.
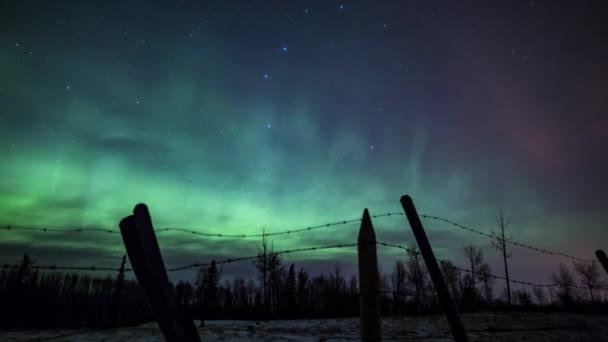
400 195 468 342
119 204 201 342
358 209 381 341
596 250 608 277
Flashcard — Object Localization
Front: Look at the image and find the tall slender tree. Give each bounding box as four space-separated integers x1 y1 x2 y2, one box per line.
391 260 407 314
477 263 494 305
491 208 513 306
297 267 310 314
406 244 425 313
254 229 270 314
463 243 483 289
285 264 297 316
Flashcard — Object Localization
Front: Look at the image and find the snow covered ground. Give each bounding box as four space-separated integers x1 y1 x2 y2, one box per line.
2 312 608 341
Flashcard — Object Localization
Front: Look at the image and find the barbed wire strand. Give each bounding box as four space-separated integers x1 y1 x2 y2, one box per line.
440 261 608 290
1 243 363 273
420 214 597 263
4 240 604 291
168 243 360 272
2 212 596 264
377 242 607 289
0 212 404 238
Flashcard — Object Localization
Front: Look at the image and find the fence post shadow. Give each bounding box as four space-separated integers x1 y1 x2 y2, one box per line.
400 195 469 342
358 208 381 341
119 203 201 342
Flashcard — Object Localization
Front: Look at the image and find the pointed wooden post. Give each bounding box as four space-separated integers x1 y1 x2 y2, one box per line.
596 250 608 277
119 204 201 342
400 195 468 342
358 209 381 341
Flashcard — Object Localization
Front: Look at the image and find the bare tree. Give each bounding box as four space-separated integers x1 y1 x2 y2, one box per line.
491 208 512 306
440 260 462 304
406 244 425 313
254 229 270 314
573 261 602 301
532 287 545 306
391 260 407 314
463 243 483 289
477 263 494 305
551 263 576 305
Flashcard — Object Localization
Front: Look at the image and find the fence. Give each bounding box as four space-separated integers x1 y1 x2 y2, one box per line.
1 195 607 341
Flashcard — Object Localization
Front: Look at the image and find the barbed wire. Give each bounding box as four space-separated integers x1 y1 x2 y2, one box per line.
168 243 361 272
375 242 607 290
439 261 608 289
1 242 363 273
2 241 393 273
3 216 602 292
376 241 413 253
420 214 598 263
2 212 597 265
0 212 404 239
1 226 120 234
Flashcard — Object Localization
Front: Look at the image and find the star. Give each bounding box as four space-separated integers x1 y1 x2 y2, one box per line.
339 4 345 11
66 85 70 91
267 123 272 128
281 46 288 52
263 73 269 79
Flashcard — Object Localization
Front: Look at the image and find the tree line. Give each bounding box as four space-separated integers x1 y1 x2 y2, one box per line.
1 237 606 329
0 244 608 329
0 254 152 329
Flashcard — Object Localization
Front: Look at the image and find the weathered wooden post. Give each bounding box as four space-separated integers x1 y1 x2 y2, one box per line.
358 208 381 341
596 250 608 277
119 204 201 342
400 195 468 342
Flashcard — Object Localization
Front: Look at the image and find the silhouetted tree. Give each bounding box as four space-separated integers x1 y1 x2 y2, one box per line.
194 266 206 306
492 208 513 307
203 260 220 314
406 245 425 313
462 243 483 310
176 281 194 306
514 289 533 306
297 267 310 315
551 263 576 306
255 231 270 314
267 250 283 314
285 264 297 316
0 255 150 329
391 260 407 314
573 261 602 301
440 260 462 306
532 286 545 305
477 263 494 305
109 254 127 327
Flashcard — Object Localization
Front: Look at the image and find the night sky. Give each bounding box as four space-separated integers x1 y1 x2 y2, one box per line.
1 1 607 286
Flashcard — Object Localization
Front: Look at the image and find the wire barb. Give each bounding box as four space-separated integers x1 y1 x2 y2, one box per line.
420 214 597 263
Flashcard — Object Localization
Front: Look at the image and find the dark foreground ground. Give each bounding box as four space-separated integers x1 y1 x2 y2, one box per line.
1 312 607 341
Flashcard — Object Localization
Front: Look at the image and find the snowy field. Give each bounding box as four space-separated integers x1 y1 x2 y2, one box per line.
2 312 608 341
